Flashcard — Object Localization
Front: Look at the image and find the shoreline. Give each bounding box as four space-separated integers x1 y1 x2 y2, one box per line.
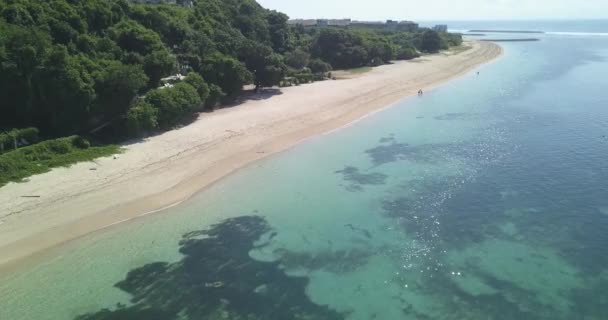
0 41 503 271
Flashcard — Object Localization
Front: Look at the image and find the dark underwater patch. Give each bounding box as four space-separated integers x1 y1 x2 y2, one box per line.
335 166 387 191
75 216 344 320
378 135 396 143
433 113 471 121
364 141 450 166
366 142 413 166
274 247 373 274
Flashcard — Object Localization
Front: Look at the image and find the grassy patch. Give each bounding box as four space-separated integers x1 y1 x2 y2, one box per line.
448 45 473 55
0 136 120 187
332 66 374 80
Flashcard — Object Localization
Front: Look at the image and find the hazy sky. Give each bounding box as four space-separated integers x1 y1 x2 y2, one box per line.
256 0 608 21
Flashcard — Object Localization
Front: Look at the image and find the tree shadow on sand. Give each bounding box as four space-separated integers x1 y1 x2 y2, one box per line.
75 216 344 320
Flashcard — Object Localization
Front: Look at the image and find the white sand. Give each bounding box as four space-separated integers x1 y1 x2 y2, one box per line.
0 41 502 268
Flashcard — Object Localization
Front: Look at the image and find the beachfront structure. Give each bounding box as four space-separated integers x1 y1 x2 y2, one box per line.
328 19 352 27
397 21 419 32
289 19 352 28
351 20 419 32
288 18 418 31
289 19 318 27
433 25 449 32
159 74 186 89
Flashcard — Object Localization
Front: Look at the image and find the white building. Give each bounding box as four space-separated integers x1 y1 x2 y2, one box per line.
288 18 419 32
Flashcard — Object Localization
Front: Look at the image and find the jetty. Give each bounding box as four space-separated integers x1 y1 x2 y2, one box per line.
481 38 540 42
469 30 545 34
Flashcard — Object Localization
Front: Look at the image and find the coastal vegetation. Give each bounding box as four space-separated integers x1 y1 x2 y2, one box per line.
0 0 462 185
0 136 119 187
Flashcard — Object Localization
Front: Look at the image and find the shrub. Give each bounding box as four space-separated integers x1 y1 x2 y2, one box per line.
308 59 332 74
396 47 420 60
0 133 12 151
285 49 310 70
47 139 72 154
127 100 159 135
71 136 91 149
205 84 225 110
17 128 40 144
0 128 40 152
0 136 119 187
291 70 314 84
421 30 442 53
184 72 210 104
145 82 201 129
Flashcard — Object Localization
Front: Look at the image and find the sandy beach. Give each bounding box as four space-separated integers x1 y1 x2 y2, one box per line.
0 41 502 268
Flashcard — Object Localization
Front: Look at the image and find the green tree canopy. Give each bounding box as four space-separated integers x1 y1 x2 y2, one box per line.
239 41 287 90
143 48 177 88
201 54 252 98
0 0 462 143
421 30 442 53
94 61 148 118
285 49 310 70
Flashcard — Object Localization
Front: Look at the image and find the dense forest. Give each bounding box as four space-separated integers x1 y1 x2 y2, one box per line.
0 0 461 184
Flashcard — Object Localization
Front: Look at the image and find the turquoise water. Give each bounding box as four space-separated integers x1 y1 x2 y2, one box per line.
2 23 608 319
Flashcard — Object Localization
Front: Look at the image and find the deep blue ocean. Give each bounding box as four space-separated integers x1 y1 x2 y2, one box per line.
1 20 608 320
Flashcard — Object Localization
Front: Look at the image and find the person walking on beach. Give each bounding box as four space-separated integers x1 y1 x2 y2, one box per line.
418 89 424 96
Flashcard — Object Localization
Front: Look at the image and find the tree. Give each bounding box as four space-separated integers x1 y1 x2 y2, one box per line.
441 33 463 47
266 11 292 53
421 30 442 53
129 4 191 48
311 29 369 69
256 53 286 89
396 46 420 60
0 0 462 142
308 59 332 74
367 41 395 65
205 84 225 110
48 18 78 44
234 1 269 44
109 20 164 55
126 100 158 135
201 54 251 98
94 61 149 118
0 23 51 128
1 3 35 26
145 82 201 128
184 72 210 106
285 49 310 70
36 46 96 134
239 41 286 91
143 48 177 88
78 0 116 32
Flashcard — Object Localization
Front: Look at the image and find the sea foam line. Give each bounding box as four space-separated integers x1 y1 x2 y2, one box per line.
544 32 608 37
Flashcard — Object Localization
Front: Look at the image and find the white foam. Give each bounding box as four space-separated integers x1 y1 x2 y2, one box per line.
546 32 608 37
448 29 470 34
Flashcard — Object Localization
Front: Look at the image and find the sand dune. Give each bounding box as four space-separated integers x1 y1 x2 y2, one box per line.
0 41 502 268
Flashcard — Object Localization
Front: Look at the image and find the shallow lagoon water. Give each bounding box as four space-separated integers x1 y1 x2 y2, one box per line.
2 28 608 320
